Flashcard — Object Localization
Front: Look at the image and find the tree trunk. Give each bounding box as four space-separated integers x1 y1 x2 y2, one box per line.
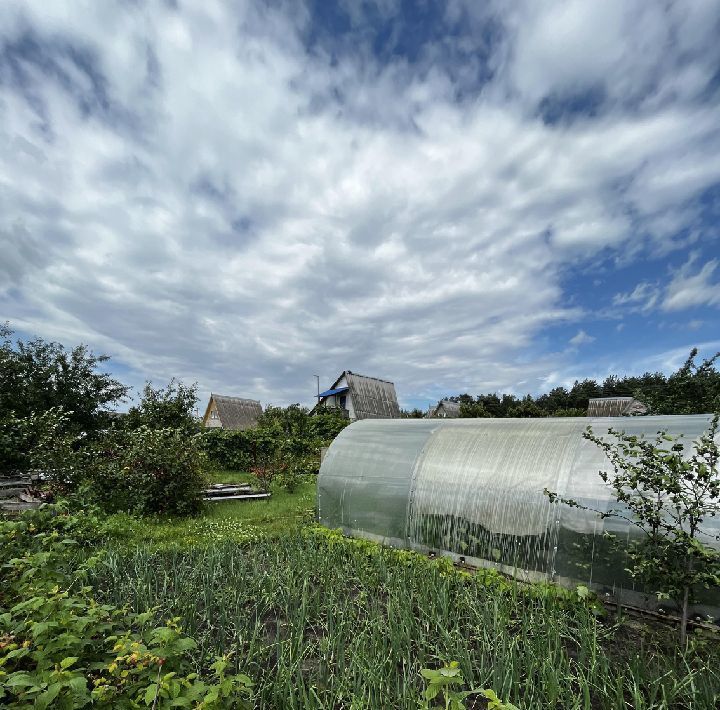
680 584 690 647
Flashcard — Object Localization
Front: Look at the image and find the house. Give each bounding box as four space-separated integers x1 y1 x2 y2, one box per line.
202 393 263 430
426 399 461 418
314 371 400 421
586 397 647 417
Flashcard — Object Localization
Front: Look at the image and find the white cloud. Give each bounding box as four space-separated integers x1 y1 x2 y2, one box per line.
569 330 595 347
663 255 720 312
0 0 719 408
613 282 660 312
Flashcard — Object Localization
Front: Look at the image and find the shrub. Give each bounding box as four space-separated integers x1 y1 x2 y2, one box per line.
91 427 207 516
199 405 348 473
276 455 316 493
0 408 84 491
200 429 254 471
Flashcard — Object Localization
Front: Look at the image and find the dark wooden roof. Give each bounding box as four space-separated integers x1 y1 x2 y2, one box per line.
211 394 263 430
344 371 400 419
317 370 400 419
586 397 647 417
426 400 461 418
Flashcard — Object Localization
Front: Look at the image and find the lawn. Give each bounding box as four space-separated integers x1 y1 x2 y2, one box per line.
106 470 316 547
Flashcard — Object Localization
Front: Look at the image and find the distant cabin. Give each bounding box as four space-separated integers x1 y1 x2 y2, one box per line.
586 397 647 417
202 394 263 430
314 371 400 421
426 399 461 418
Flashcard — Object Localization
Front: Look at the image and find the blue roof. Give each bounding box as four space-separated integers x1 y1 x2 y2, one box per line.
318 386 349 398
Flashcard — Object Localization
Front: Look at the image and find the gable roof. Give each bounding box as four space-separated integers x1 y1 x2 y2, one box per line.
586 397 648 417
208 394 263 430
426 399 461 418
319 370 400 419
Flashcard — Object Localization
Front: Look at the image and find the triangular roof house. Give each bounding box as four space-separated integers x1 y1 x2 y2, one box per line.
586 397 647 417
426 399 461 418
202 394 263 430
314 371 400 421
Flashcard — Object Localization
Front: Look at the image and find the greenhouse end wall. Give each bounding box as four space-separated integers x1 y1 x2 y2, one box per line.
317 415 720 613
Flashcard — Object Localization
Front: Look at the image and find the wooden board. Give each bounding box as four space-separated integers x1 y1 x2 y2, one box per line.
203 493 271 502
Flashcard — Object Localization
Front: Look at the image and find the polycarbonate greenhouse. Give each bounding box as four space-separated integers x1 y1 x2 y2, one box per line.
317 415 720 613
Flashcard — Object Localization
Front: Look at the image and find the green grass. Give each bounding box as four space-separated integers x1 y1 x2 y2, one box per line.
93 529 720 710
106 471 316 548
205 469 257 485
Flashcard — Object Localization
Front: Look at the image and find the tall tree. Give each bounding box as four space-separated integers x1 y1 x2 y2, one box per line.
0 323 129 437
124 379 199 433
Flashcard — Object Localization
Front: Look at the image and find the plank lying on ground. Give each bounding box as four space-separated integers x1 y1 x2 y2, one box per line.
208 483 252 489
0 501 41 512
204 487 253 496
203 493 271 502
0 478 32 488
0 487 29 499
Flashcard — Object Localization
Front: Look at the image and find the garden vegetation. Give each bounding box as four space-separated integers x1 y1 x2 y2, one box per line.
2 322 720 707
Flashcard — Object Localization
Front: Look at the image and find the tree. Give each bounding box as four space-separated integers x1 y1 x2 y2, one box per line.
124 379 199 433
459 401 490 418
0 323 129 437
640 349 720 415
546 415 720 645
0 408 81 486
445 348 720 418
401 408 425 418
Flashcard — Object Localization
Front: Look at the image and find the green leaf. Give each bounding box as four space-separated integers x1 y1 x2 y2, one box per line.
5 673 40 688
60 656 79 670
145 683 159 705
424 686 440 700
36 682 63 710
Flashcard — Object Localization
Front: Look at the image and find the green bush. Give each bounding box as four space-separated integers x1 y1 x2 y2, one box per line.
122 379 199 434
90 427 207 516
200 429 254 471
0 408 85 493
199 405 349 473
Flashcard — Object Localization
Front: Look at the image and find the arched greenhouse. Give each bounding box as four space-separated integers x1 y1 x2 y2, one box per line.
317 415 720 614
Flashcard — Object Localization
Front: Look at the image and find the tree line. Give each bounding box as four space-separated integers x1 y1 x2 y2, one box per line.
446 349 720 418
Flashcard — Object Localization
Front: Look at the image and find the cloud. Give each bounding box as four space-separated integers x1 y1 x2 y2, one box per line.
663 255 720 311
1 0 719 409
613 282 660 312
569 330 595 347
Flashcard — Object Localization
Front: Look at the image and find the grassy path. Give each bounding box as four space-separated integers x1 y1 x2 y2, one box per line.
106 470 316 548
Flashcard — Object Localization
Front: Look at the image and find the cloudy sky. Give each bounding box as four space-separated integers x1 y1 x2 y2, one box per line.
1 0 720 412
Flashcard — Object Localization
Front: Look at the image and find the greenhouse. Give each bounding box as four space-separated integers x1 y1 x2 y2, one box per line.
317 415 720 613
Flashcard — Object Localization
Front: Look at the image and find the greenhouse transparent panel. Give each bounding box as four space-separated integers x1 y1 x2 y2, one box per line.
408 419 585 579
318 415 720 611
317 419 437 543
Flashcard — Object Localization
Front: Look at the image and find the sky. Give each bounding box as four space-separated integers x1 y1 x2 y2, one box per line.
1 0 720 412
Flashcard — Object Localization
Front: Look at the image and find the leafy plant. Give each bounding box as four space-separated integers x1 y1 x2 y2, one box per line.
91 426 208 516
419 661 518 709
0 408 81 487
546 414 720 645
200 404 348 473
0 507 254 709
123 379 199 434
